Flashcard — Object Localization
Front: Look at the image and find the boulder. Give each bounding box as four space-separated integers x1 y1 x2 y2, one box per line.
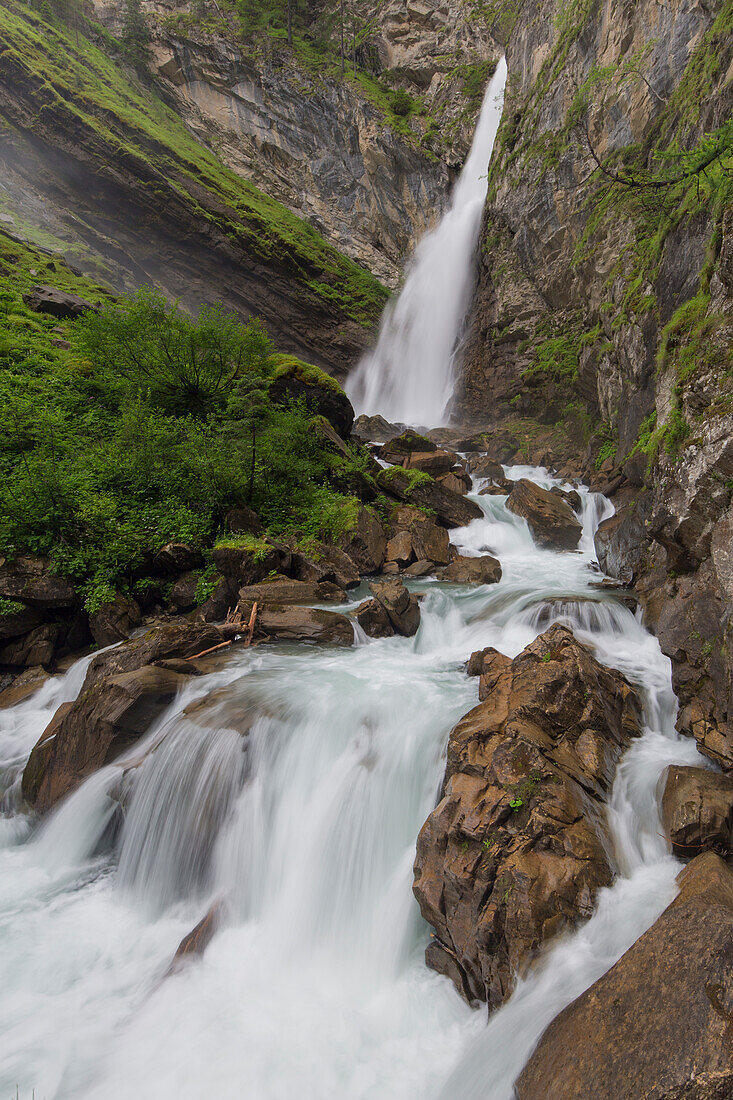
268 356 354 437
151 543 203 575
515 853 733 1100
224 505 263 537
291 544 360 590
0 666 50 708
380 430 436 466
23 663 190 812
194 575 239 623
442 554 502 585
212 541 282 586
22 284 97 318
389 505 451 565
0 556 76 609
368 579 420 637
257 606 353 646
22 622 235 811
405 449 456 476
0 605 44 641
0 623 62 667
413 624 642 1007
403 560 435 578
551 485 582 511
354 599 394 638
661 764 733 859
167 572 201 615
437 470 471 496
506 479 583 550
337 505 387 573
237 576 345 605
466 455 505 481
594 498 650 584
351 413 407 443
88 595 142 647
385 530 414 568
377 468 482 528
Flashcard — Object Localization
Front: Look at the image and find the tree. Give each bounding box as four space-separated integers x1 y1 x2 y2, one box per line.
121 0 151 67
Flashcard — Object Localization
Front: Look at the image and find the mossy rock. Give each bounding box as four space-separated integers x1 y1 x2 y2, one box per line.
268 354 354 437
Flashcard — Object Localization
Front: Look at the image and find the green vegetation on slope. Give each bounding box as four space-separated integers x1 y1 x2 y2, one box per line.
0 0 388 328
0 232 375 610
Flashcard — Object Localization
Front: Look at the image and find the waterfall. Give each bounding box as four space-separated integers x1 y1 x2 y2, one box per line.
0 464 704 1100
346 59 508 427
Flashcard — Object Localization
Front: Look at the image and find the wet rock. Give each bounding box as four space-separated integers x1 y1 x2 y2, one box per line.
170 902 223 968
337 505 387 573
661 765 733 859
466 455 505 481
88 595 142 647
377 468 482 528
369 578 420 637
594 497 650 585
194 575 239 623
257 606 353 646
436 470 472 496
23 663 191 812
442 554 502 585
551 485 582 511
22 284 97 318
237 576 346 605
354 598 394 638
403 560 435 577
0 623 62 667
291 543 360 590
0 556 76 609
0 665 50 708
506 479 582 550
413 624 642 1008
515 852 733 1100
389 505 451 565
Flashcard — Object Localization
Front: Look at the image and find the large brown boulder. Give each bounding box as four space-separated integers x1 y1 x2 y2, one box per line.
515 853 733 1100
23 664 191 812
212 540 286 586
351 414 407 444
0 605 44 641
354 598 394 638
389 505 451 565
594 498 650 584
661 764 733 859
413 624 641 1008
442 554 502 585
466 454 505 481
23 284 97 318
377 468 482 528
256 606 353 645
21 622 232 812
337 505 387 573
405 449 457 476
291 543 360 590
506 479 583 550
368 579 420 637
151 543 203 575
0 556 76 609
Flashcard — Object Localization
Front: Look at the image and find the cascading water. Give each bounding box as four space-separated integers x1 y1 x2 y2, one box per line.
346 59 507 427
0 466 707 1099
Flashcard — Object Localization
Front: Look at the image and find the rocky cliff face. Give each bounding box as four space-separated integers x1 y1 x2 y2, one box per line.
455 0 733 762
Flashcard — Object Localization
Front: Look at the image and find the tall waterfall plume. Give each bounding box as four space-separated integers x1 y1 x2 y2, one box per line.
346 58 507 427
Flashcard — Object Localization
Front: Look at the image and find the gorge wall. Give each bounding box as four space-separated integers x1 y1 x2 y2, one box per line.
455 0 733 767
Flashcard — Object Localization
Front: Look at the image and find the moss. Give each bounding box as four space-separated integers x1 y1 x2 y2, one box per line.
380 465 433 494
213 534 271 559
0 0 388 328
268 353 345 394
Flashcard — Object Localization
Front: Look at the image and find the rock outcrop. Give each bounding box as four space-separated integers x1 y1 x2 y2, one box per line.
413 624 641 1007
661 765 733 860
442 554 502 584
516 853 733 1100
506 479 582 551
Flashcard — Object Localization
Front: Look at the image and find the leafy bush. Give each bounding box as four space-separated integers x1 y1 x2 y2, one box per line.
0 282 369 604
